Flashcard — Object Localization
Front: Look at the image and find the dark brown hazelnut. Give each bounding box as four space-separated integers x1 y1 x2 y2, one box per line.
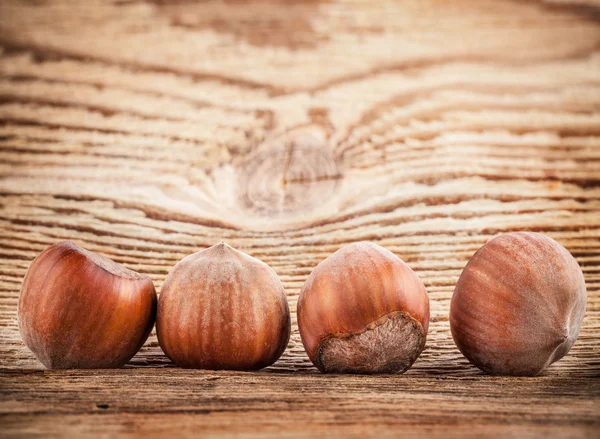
297 242 430 374
19 241 157 369
450 232 587 376
156 243 291 370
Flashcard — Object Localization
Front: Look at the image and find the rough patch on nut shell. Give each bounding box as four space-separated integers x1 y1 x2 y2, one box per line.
315 311 426 374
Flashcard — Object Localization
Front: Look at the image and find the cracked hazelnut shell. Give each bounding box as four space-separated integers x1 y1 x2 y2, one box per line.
297 242 430 374
18 241 157 369
156 243 291 370
450 232 587 376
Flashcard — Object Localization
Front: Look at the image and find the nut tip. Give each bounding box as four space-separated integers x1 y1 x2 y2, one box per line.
208 241 236 255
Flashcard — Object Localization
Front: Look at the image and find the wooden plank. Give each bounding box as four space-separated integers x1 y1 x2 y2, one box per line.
1 370 599 438
0 0 599 437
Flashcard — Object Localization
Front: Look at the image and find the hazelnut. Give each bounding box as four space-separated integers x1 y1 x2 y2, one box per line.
156 243 291 370
18 241 157 369
297 242 430 374
450 232 587 376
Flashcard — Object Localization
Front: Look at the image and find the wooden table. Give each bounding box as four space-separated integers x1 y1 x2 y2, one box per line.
0 0 599 437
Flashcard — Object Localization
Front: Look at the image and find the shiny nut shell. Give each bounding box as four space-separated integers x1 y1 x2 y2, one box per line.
18 241 157 369
297 241 430 374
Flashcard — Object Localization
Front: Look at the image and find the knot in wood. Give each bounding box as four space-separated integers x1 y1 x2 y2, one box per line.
237 130 342 216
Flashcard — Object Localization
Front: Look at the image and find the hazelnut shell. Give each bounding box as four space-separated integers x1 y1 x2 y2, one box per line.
297 242 430 374
156 243 291 370
450 232 587 376
18 241 157 369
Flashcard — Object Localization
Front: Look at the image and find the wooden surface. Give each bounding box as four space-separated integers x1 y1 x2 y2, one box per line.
0 0 599 437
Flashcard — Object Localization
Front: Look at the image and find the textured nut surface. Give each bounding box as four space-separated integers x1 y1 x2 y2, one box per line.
18 241 157 369
297 241 429 374
156 243 291 370
450 232 587 376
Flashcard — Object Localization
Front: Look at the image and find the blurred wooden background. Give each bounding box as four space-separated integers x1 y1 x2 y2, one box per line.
0 0 599 437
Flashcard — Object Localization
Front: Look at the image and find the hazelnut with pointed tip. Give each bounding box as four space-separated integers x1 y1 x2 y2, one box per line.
156 242 291 370
19 241 157 369
297 242 430 374
450 232 587 376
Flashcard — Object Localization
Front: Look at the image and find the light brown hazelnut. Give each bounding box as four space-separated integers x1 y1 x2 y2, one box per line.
450 232 587 376
156 243 291 370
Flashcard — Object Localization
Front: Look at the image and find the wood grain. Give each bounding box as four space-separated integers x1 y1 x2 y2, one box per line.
0 0 599 437
1 370 599 439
